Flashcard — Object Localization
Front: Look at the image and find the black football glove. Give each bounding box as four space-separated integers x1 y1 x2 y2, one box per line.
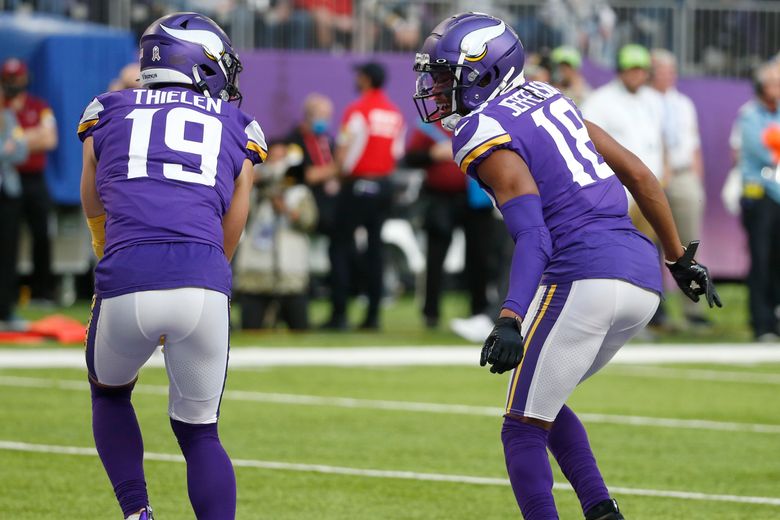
480 317 524 374
666 240 722 308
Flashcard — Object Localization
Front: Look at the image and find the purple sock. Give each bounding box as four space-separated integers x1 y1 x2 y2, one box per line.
501 417 558 519
171 419 236 520
548 405 610 514
90 381 148 517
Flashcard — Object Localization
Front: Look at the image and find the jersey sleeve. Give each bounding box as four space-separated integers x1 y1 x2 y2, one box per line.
77 96 105 142
243 119 268 165
452 113 512 176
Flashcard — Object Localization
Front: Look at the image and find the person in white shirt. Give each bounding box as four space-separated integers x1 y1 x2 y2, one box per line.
650 48 709 327
582 44 665 187
582 44 669 329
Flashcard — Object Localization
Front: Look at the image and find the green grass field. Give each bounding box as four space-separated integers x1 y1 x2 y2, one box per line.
1 362 779 519
1 284 777 518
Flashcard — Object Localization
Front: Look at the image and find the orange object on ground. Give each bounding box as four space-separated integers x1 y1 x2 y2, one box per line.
28 314 87 343
0 331 45 344
0 314 87 345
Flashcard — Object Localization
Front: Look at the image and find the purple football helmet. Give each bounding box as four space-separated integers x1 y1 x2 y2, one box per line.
139 12 243 104
413 13 525 125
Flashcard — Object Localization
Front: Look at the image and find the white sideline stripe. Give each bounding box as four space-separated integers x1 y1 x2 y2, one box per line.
1 440 779 507
2 375 779 435
2 345 780 368
607 365 780 385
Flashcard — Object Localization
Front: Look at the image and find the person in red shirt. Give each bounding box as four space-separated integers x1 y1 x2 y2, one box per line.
405 120 495 329
323 62 405 330
294 0 353 49
2 58 58 303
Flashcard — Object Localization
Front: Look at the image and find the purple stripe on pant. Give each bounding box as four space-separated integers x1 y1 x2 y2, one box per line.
505 282 572 416
85 295 102 381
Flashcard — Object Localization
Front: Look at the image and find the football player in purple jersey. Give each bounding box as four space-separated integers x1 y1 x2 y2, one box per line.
414 13 720 520
78 12 267 520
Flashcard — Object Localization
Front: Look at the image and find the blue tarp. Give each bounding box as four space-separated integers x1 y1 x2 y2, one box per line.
0 14 135 204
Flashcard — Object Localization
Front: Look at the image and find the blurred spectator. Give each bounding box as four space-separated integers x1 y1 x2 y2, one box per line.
582 44 668 331
730 62 780 341
258 0 314 49
233 142 318 330
523 51 553 83
404 120 493 329
108 63 141 91
2 58 58 304
324 62 405 330
360 2 421 52
551 45 591 106
539 0 616 66
651 49 708 328
582 44 664 230
295 0 353 50
285 93 339 236
0 85 29 330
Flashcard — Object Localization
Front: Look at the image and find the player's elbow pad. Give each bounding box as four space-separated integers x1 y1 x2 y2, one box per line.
86 214 106 259
499 195 552 318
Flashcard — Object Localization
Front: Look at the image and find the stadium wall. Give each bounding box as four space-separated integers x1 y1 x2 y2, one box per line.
0 14 136 206
240 51 750 279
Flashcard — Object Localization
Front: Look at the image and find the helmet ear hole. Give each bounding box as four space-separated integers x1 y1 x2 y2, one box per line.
478 72 492 88
199 64 217 77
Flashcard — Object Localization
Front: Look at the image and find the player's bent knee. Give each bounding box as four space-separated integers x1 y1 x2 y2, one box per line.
170 418 221 445
168 396 220 425
503 412 554 431
89 377 137 400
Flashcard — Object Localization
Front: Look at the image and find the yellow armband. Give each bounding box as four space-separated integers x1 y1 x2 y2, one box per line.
86 214 106 259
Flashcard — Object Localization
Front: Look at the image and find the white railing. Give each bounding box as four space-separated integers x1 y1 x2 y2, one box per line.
8 0 780 77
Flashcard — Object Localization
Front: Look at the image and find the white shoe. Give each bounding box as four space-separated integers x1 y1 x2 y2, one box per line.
756 332 780 343
450 314 495 343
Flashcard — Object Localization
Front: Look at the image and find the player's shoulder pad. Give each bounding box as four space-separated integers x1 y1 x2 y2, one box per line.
242 114 268 164
452 111 511 175
77 90 132 141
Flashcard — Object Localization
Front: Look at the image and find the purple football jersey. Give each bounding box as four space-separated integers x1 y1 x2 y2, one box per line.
77 86 267 297
451 81 662 294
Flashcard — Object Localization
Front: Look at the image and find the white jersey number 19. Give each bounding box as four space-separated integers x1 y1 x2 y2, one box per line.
125 107 223 187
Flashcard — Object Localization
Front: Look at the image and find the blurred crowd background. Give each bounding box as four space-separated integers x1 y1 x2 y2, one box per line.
2 0 780 343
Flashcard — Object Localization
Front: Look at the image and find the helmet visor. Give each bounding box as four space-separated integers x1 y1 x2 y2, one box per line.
413 68 457 123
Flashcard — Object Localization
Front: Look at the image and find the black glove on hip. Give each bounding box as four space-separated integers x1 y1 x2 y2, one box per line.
480 317 524 374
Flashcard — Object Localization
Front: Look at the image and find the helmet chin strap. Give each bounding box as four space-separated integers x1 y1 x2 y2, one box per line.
485 67 526 103
192 65 212 97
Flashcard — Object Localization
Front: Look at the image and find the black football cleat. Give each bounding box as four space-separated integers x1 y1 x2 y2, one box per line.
585 499 624 520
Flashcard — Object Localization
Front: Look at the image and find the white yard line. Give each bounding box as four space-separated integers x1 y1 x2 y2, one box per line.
1 375 778 435
606 365 780 385
0 440 778 507
1 345 780 369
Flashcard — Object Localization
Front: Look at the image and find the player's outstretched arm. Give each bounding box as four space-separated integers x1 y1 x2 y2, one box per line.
80 137 106 259
585 120 684 262
476 150 552 373
586 120 721 307
223 159 254 262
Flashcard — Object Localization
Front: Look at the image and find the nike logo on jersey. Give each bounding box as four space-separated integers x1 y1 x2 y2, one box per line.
454 120 469 136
